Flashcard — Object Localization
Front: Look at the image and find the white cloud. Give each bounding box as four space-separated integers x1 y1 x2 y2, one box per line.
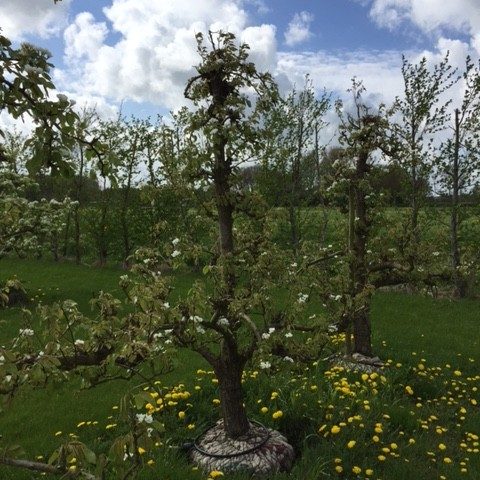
277 49 406 104
473 34 480 56
0 0 71 41
58 0 278 111
64 12 108 62
367 0 480 41
284 11 314 47
7 0 472 134
241 24 277 72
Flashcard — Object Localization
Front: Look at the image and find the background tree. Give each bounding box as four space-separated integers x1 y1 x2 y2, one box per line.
436 57 480 297
69 108 99 264
177 31 279 438
261 76 330 255
112 117 149 268
392 53 458 270
334 79 393 357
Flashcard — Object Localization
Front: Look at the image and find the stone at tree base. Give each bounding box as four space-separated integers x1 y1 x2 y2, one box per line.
328 353 385 373
189 420 295 475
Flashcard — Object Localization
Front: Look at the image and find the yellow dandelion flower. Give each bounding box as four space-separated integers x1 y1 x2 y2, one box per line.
209 471 224 479
331 425 341 434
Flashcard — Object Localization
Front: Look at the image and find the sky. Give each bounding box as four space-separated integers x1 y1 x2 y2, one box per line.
1 0 480 122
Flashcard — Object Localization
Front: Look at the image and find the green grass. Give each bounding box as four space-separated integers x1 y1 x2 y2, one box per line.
0 258 479 480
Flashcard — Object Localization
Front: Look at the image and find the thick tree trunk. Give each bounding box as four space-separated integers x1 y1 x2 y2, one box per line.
215 348 249 438
353 308 372 356
213 136 236 304
348 151 373 356
212 131 250 438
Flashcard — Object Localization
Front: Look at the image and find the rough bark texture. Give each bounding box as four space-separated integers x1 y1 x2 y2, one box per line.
349 151 373 356
209 70 250 438
215 349 249 439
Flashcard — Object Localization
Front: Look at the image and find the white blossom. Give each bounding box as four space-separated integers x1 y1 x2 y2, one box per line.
136 413 153 424
19 328 34 337
330 294 342 301
172 238 180 245
285 332 293 338
171 250 181 258
297 293 309 304
217 317 229 327
74 339 85 347
259 361 271 369
283 356 294 363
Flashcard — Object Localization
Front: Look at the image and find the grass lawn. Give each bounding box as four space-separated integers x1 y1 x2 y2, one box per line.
0 258 479 480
